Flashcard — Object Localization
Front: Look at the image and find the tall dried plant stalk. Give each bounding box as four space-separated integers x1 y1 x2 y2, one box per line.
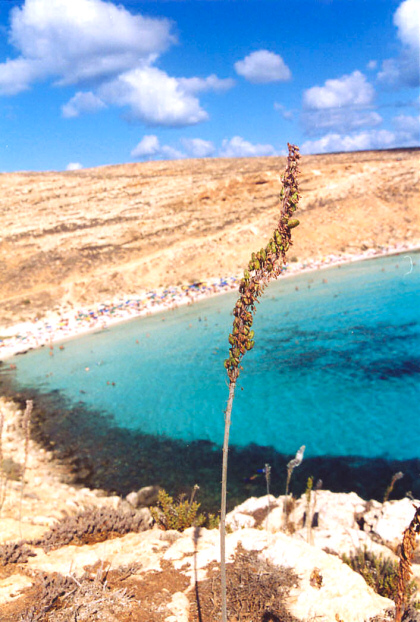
383 471 404 503
395 504 420 622
265 463 272 532
220 144 301 622
305 476 314 544
0 407 7 514
285 444 305 497
18 400 33 536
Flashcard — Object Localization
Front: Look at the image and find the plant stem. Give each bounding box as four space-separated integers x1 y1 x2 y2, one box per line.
220 144 301 620
220 379 236 622
19 400 33 538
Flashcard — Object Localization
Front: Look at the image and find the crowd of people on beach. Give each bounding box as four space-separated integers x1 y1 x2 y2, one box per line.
0 242 416 361
0 275 240 359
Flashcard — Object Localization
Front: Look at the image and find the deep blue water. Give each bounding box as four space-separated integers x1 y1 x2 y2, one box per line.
8 251 420 461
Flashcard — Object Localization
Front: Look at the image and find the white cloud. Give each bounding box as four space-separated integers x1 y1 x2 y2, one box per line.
367 60 378 70
131 135 185 160
302 71 380 136
0 0 174 95
274 102 294 120
394 0 420 50
178 74 235 94
62 91 106 118
234 50 291 84
378 59 401 85
181 138 215 158
159 145 185 160
301 126 419 155
99 66 208 126
0 57 45 96
131 135 281 160
219 136 277 158
131 135 160 158
303 109 382 136
378 0 420 87
66 162 83 170
0 0 231 128
392 113 420 144
303 71 374 110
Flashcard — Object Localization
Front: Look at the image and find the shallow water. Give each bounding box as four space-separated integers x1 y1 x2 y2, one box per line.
9 251 420 462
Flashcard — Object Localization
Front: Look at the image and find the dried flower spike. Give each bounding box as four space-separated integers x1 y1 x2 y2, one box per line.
220 144 301 622
395 504 420 622
224 143 301 382
383 471 404 503
285 444 305 497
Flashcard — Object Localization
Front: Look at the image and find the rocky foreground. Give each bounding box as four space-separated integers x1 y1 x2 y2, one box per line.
1 148 419 327
0 398 419 621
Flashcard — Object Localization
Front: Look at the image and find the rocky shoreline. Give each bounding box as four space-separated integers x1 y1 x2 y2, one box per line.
0 397 419 621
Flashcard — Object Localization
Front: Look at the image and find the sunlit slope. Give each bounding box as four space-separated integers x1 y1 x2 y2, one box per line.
0 148 418 326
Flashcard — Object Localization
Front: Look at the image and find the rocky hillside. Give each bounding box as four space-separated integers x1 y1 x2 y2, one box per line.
1 397 419 621
0 148 419 326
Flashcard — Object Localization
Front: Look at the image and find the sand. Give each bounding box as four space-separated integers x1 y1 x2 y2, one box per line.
1 240 418 361
1 148 419 330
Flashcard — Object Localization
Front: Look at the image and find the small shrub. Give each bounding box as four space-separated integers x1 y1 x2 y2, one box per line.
206 512 220 530
189 545 300 621
150 488 214 532
0 541 36 566
31 505 149 551
20 571 76 621
1 457 24 481
18 564 135 622
342 547 417 602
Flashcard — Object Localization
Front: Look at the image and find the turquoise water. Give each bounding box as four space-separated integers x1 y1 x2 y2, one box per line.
8 251 420 461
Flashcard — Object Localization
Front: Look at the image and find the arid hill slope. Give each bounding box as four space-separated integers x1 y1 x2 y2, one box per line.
0 148 418 326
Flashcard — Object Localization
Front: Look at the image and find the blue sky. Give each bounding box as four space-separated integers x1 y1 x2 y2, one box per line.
0 0 419 172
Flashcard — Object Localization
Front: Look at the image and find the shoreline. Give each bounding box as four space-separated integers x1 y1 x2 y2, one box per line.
1 241 419 361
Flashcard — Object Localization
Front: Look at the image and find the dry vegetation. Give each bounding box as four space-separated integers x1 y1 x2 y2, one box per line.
0 148 419 326
189 546 300 622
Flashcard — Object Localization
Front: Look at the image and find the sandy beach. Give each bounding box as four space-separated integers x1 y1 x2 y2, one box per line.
1 240 418 361
1 150 419 331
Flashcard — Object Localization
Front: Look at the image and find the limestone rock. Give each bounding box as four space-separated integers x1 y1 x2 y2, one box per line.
0 574 33 606
164 527 394 622
226 511 256 530
165 591 189 622
256 531 394 622
125 491 139 507
226 494 283 531
364 498 420 546
0 398 415 620
126 485 161 508
290 490 368 531
137 485 161 507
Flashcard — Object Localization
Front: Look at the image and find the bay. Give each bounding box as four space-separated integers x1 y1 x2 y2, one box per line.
4 250 420 509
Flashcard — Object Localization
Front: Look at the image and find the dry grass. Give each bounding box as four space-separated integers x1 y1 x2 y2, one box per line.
395 505 420 621
189 545 300 622
31 505 151 551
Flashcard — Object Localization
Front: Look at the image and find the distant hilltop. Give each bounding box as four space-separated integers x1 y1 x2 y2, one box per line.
0 148 419 327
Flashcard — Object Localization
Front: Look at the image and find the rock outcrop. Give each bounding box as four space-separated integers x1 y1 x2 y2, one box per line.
0 397 419 620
